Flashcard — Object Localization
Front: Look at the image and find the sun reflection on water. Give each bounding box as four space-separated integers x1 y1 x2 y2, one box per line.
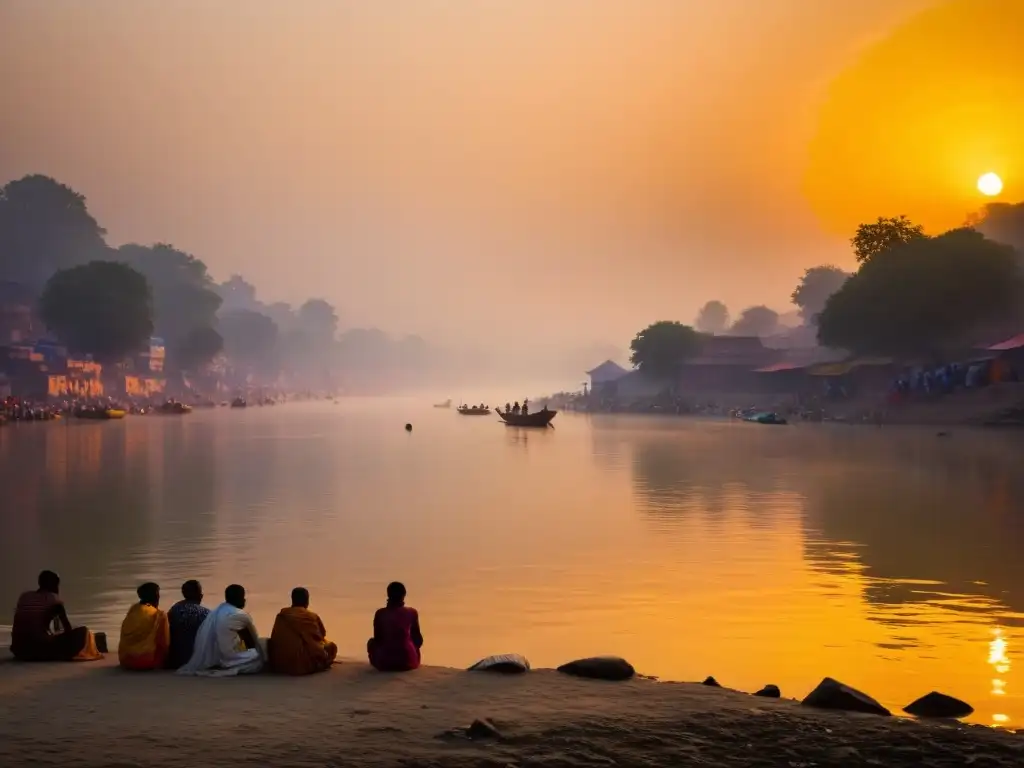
988 628 1010 725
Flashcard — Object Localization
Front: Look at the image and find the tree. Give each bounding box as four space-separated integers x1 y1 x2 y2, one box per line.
694 300 730 334
172 326 223 372
791 265 851 324
39 261 153 363
972 202 1024 255
217 274 260 312
218 309 279 373
0 175 108 290
297 298 339 345
117 244 222 369
818 227 1021 357
729 305 779 337
852 215 926 263
629 321 702 380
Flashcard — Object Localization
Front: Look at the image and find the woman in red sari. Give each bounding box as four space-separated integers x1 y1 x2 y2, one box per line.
367 582 423 672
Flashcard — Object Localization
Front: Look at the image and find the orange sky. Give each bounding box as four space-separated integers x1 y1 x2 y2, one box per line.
3 0 1016 350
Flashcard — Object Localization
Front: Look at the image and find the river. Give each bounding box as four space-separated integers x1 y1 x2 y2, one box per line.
1 401 1022 726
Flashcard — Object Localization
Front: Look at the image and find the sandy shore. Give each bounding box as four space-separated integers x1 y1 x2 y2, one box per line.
1 655 1021 767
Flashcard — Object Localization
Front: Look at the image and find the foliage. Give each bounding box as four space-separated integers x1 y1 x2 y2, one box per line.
818 228 1021 356
218 309 279 372
972 202 1024 255
852 215 926 263
694 300 730 334
39 261 153 363
117 244 222 369
172 326 224 372
729 305 779 337
0 175 108 290
791 265 850 324
297 298 339 344
629 321 702 379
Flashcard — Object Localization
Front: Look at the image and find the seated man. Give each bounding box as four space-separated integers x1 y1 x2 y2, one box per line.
367 581 423 672
166 579 210 669
176 584 265 677
10 570 103 662
268 587 338 675
118 582 170 671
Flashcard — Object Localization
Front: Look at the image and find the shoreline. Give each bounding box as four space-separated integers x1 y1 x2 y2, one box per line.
1 655 1021 767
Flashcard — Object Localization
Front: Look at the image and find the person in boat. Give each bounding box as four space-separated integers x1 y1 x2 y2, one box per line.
522 398 529 415
118 582 170 671
268 587 338 675
512 401 520 415
10 570 103 662
367 581 423 672
505 403 511 414
166 579 210 669
176 584 264 676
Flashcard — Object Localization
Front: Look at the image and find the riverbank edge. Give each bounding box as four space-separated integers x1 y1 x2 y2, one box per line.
1 653 1021 767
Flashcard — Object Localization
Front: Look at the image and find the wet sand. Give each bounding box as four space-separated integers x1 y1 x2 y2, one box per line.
1 655 1021 767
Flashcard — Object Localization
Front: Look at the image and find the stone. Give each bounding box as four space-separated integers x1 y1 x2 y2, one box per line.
557 656 635 681
801 677 891 716
754 684 780 698
467 718 502 740
468 654 531 674
702 676 721 687
902 691 974 719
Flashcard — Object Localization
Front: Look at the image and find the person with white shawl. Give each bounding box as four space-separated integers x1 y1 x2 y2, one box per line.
176 584 264 676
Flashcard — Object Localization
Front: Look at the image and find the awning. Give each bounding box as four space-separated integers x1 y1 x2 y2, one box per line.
808 357 893 376
987 334 1024 351
754 362 807 373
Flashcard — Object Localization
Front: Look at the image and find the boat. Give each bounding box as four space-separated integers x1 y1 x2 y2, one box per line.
75 407 126 420
433 399 452 409
457 405 491 416
743 411 787 425
157 401 192 415
496 408 557 428
231 397 247 408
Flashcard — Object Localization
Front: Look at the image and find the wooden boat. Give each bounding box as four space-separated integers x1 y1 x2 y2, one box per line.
230 397 247 408
157 401 193 415
742 411 787 425
457 406 491 416
75 407 126 420
433 399 452 408
496 408 557 428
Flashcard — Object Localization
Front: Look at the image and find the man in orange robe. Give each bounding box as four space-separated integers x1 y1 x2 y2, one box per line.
268 587 337 675
118 582 170 671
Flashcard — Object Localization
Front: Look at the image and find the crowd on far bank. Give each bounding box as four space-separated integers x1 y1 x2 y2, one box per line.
9 571 423 676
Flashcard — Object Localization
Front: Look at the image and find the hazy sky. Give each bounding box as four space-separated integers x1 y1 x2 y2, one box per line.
3 0 1015 350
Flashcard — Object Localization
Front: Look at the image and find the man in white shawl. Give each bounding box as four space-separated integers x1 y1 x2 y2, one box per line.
177 584 265 676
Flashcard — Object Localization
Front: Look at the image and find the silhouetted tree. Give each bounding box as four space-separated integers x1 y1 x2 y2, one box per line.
629 321 702 380
218 309 279 373
791 265 850 324
729 305 779 337
297 298 339 345
972 202 1024 255
117 244 222 369
694 300 730 334
39 261 153 363
818 228 1020 356
0 175 108 290
173 326 224 372
852 215 926 263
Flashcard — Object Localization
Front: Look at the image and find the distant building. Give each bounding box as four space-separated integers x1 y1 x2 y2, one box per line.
676 336 780 394
586 360 629 394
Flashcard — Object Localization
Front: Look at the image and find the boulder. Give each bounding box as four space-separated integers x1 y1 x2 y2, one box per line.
902 692 974 719
702 676 721 687
468 654 531 674
801 678 890 716
557 656 635 681
753 684 780 698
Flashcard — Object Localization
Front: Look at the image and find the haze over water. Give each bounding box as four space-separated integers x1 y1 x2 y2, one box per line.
2 402 1022 727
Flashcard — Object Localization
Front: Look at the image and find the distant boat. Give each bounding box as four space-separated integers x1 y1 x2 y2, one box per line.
434 399 452 408
496 408 557 428
75 407 126 420
157 401 192 415
231 397 247 408
743 411 787 425
457 405 491 416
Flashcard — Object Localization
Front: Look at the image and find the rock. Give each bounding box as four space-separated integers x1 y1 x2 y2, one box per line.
94 632 108 654
801 677 891 716
557 656 635 681
468 654 531 674
467 718 502 740
754 684 780 698
405 423 412 432
902 691 974 719
702 676 721 687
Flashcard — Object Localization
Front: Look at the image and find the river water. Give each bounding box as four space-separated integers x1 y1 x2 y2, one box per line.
1 401 1022 726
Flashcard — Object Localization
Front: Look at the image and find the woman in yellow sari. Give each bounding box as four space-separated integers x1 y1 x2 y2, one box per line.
269 587 337 675
118 582 170 671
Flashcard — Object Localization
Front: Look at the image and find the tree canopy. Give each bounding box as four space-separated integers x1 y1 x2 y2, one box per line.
629 321 702 380
694 300 730 334
729 305 779 337
218 309 279 373
39 261 153 363
852 215 926 263
973 201 1024 255
818 227 1021 357
297 299 339 345
0 175 108 290
791 265 850 324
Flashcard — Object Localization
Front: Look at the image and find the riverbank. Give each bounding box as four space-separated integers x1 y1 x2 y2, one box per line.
1 656 1021 767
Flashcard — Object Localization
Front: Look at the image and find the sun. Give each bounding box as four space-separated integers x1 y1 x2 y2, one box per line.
978 172 1004 197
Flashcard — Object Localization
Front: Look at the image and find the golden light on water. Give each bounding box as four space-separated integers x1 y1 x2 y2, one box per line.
988 628 1010 726
978 172 1004 197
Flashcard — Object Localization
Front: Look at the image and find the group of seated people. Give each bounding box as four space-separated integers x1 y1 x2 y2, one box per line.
10 571 423 676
